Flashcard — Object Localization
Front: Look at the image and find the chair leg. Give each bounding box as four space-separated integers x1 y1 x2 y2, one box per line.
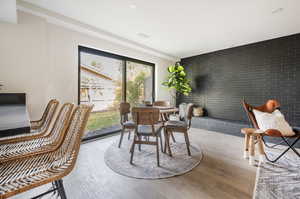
166 130 172 157
118 128 125 148
128 130 131 140
56 179 67 199
156 136 160 167
163 129 167 153
159 132 164 152
130 136 136 164
184 131 191 156
138 135 141 151
265 136 300 163
170 132 176 143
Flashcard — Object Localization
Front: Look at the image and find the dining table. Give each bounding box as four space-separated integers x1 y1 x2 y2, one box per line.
135 104 179 122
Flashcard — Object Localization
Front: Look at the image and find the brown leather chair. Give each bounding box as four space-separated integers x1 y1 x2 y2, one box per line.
118 102 135 148
242 99 300 162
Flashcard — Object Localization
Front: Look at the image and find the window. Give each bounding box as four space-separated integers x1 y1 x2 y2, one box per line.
78 46 155 140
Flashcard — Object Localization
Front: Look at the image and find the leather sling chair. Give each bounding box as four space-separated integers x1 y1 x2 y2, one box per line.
242 99 300 163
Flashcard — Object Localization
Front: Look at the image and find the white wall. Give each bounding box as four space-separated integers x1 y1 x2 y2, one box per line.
0 0 17 23
0 9 174 119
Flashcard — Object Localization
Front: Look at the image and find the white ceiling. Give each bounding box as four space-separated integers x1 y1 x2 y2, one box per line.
23 0 300 58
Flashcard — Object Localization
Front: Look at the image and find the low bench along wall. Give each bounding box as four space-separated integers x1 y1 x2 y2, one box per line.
191 117 300 148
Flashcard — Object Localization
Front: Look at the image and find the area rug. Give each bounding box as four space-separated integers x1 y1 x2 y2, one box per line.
104 138 203 179
254 150 300 199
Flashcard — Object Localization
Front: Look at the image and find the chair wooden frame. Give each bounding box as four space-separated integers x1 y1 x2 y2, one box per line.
242 100 300 163
130 107 163 166
164 103 194 157
0 103 74 163
0 105 93 199
118 102 135 148
153 100 177 143
0 99 59 144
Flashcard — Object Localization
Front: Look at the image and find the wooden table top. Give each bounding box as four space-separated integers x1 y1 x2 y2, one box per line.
134 105 179 113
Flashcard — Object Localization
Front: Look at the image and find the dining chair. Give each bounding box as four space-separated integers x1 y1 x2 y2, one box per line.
0 99 59 143
153 100 177 143
0 103 74 163
0 104 93 199
118 102 135 148
130 107 163 166
164 103 194 156
153 100 170 107
30 99 60 132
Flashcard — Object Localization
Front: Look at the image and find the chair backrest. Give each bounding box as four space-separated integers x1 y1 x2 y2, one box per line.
55 104 93 167
38 99 59 132
153 101 170 107
132 107 160 125
186 103 194 128
45 103 74 144
242 99 280 129
120 102 130 124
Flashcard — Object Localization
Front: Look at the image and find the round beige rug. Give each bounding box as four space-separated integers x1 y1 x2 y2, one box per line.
104 137 203 179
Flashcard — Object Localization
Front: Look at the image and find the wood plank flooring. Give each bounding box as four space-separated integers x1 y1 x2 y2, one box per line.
11 128 257 199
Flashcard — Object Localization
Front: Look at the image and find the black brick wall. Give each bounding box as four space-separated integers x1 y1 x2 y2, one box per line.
179 33 300 126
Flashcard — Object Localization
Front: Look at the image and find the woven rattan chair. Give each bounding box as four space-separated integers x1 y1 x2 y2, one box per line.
130 107 163 166
0 99 59 144
242 99 300 163
0 103 74 163
0 104 93 199
118 102 135 148
164 103 194 156
31 99 59 131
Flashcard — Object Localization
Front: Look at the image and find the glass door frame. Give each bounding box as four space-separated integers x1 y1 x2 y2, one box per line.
78 46 155 140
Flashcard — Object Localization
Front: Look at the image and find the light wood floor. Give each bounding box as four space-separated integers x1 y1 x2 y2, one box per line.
12 128 257 199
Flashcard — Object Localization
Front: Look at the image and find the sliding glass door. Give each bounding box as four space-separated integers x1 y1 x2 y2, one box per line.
126 61 154 107
79 46 155 139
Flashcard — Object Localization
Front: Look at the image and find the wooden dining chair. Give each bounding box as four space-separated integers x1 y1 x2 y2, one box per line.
0 104 93 199
118 102 135 148
153 100 177 142
164 103 194 156
153 100 170 107
0 103 74 163
130 107 163 166
0 99 59 143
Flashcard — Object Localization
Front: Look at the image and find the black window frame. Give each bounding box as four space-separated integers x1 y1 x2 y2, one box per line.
78 46 155 138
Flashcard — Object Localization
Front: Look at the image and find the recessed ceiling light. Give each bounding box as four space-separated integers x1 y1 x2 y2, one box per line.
137 33 150 39
129 4 137 9
272 8 284 14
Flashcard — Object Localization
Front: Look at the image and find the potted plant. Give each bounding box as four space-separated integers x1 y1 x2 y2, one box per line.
162 62 192 106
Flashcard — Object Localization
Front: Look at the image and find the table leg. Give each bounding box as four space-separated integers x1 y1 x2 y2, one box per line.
257 135 265 165
244 134 250 159
249 135 255 165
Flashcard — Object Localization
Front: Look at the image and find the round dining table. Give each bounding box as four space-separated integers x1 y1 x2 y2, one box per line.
134 105 179 122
